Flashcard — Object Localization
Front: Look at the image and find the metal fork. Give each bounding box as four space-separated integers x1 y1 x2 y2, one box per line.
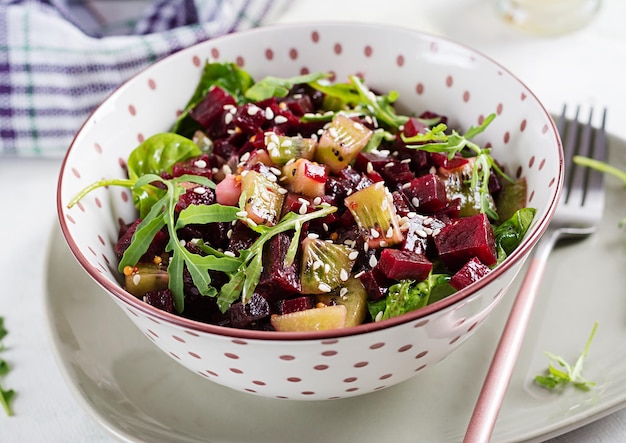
464 105 608 443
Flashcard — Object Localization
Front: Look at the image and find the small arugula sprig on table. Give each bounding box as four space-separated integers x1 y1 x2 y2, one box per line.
0 317 15 416
534 322 598 392
401 113 512 220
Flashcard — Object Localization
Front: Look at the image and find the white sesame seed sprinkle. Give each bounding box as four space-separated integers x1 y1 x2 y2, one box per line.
366 162 374 174
340 287 349 297
277 187 288 194
323 223 329 232
224 251 236 257
222 164 232 175
411 197 420 207
193 187 207 194
298 197 310 205
401 182 411 190
340 269 349 281
193 159 207 168
348 251 359 260
132 274 141 286
370 228 380 238
247 105 260 115
266 174 277 182
379 241 388 247
318 282 332 293
265 107 274 120
223 104 236 111
281 139 293 147
274 115 288 124
363 242 369 252
298 204 308 215
386 227 393 238
432 228 441 236
313 260 323 270
417 229 428 238
270 167 282 176
375 311 383 322
227 229 233 239
313 196 322 205
423 227 433 235
324 264 331 273
224 112 234 125
239 152 250 162
369 255 378 268
385 162 394 168
236 210 248 218
401 158 412 164
247 218 258 227
307 233 320 239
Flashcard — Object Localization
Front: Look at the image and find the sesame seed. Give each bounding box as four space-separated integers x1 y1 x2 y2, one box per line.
307 233 320 239
270 167 282 176
193 187 206 194
212 167 220 174
227 229 233 239
401 158 412 164
400 222 410 231
374 182 384 190
407 211 417 219
267 141 278 153
384 162 394 168
132 274 141 286
354 270 365 279
223 104 236 111
179 239 186 247
423 227 433 235
386 227 393 238
370 228 380 238
340 287 348 297
318 282 332 293
432 228 441 236
265 107 274 120
379 241 388 247
281 139 293 147
266 174 277 182
236 210 247 217
346 189 353 196
222 164 232 175
348 251 359 260
423 218 432 226
324 263 331 273
193 159 207 168
224 112 234 125
224 251 236 257
417 229 428 238
247 218 258 227
375 311 383 322
313 260 323 270
411 197 420 207
298 204 308 215
401 182 411 190
340 269 349 281
366 162 374 174
277 187 288 194
298 197 310 205
363 242 369 252
313 196 322 205
323 223 329 232
239 152 250 162
320 202 331 207
274 115 288 124
369 255 378 267
247 106 260 116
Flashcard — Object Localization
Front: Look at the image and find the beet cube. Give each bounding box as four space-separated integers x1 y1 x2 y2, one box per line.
143 289 174 313
377 249 433 282
171 154 213 179
278 296 315 315
433 213 497 272
404 173 447 213
358 267 392 301
402 117 429 137
175 186 216 212
449 257 492 290
189 86 236 129
115 219 168 260
229 293 271 328
255 233 301 301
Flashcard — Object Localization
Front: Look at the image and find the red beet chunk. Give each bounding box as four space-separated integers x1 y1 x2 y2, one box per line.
227 220 259 256
449 257 492 290
143 289 174 313
255 233 301 301
402 117 429 137
430 152 469 172
233 103 268 134
189 86 236 129
229 293 271 328
115 219 168 260
171 154 213 179
175 185 216 212
358 267 392 301
377 249 433 282
404 173 448 213
434 213 497 272
278 296 315 314
380 159 414 187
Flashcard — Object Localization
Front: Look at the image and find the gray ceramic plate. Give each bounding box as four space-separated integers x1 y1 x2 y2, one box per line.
45 135 626 443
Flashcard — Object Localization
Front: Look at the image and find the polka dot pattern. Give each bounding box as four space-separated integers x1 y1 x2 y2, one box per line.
59 23 562 400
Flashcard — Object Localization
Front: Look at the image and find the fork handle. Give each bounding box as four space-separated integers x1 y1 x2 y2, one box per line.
464 231 559 443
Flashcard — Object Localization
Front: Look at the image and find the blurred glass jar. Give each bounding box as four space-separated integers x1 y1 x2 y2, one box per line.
496 0 601 35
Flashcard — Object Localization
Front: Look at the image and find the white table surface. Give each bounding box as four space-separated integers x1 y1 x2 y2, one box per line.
1 0 625 441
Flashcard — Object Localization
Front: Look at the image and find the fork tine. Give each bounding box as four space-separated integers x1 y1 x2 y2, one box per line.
567 107 594 205
583 107 608 205
558 104 580 203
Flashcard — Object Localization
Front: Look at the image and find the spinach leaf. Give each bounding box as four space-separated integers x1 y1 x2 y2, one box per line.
494 207 536 262
244 72 327 102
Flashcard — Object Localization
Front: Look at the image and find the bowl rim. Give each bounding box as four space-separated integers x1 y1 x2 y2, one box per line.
56 21 564 341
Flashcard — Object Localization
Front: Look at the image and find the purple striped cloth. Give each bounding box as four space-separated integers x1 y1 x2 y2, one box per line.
0 0 290 157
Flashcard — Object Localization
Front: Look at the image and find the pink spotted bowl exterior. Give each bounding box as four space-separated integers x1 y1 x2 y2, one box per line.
57 22 562 400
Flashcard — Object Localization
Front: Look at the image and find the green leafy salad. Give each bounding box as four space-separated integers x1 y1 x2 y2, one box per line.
69 61 535 332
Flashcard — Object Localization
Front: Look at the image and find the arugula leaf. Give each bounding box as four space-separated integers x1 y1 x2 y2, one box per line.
534 322 598 392
216 205 337 312
244 72 328 102
402 113 511 220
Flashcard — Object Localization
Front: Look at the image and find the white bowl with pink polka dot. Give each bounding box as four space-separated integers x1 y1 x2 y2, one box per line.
57 22 562 400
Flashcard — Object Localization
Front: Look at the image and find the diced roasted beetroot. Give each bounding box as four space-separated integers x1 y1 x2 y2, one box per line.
434 213 497 272
353 151 393 174
171 154 213 179
379 159 414 188
281 93 314 116
403 173 448 213
255 233 301 301
233 103 269 134
189 86 236 129
278 296 315 315
402 215 447 256
143 289 175 313
175 185 216 212
227 221 258 256
282 192 314 216
229 293 271 328
183 291 230 326
419 110 448 126
430 152 469 172
358 267 392 301
449 257 492 290
402 116 430 137
115 219 168 259
377 249 433 281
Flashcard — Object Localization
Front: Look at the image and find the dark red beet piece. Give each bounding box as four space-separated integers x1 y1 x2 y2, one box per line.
171 154 213 179
115 219 168 260
449 257 492 290
379 159 414 188
434 213 497 272
358 267 392 301
255 233 301 301
278 296 315 315
143 289 174 313
229 293 271 328
189 86 236 129
175 185 216 212
404 173 448 213
377 249 433 282
227 221 259 256
402 116 429 137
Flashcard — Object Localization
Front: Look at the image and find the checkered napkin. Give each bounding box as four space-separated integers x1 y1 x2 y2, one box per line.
0 0 290 157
